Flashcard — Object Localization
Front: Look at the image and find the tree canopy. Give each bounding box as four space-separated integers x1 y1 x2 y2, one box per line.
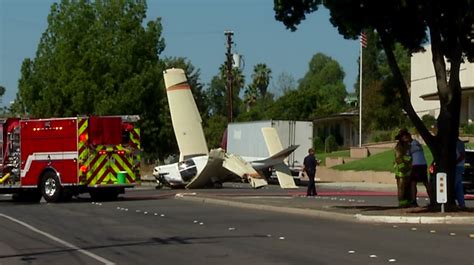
13 0 170 159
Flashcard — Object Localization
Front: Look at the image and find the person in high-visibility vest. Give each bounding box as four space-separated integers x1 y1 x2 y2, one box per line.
394 130 412 208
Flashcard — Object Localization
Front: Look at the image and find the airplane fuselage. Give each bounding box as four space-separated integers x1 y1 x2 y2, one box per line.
153 156 209 188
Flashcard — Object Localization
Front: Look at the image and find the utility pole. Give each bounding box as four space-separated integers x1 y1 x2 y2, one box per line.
224 30 234 123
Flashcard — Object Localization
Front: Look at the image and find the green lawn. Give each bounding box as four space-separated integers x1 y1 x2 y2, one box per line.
319 142 473 172
329 146 433 172
316 143 474 172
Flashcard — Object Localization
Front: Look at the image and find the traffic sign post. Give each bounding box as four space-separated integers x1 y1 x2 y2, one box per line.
436 172 447 213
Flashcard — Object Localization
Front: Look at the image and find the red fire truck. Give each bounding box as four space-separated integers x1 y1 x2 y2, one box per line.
0 116 141 202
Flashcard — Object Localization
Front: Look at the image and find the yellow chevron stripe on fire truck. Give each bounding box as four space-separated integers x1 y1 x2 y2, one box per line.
131 128 140 147
76 117 140 186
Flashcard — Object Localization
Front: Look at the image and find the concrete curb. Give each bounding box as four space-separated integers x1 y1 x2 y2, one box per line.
175 194 474 225
175 194 356 222
355 214 474 225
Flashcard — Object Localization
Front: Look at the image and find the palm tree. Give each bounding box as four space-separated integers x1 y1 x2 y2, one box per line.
251 64 272 98
243 84 258 112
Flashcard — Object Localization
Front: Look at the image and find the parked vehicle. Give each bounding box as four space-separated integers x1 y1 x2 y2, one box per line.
0 116 141 202
428 149 474 195
462 149 474 194
226 120 313 183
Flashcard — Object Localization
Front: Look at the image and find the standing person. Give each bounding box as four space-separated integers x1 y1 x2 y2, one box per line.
455 139 466 210
303 148 319 197
394 131 412 208
404 130 434 207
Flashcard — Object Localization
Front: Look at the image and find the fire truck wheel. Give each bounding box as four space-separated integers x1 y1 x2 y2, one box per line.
40 172 62 203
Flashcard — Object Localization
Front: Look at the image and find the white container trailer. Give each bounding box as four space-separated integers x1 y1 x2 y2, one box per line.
227 120 313 168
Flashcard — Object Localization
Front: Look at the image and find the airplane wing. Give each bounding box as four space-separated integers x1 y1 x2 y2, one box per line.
222 153 267 189
163 68 209 161
261 127 298 189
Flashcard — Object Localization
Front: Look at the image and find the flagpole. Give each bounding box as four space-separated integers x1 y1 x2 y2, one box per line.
359 36 363 148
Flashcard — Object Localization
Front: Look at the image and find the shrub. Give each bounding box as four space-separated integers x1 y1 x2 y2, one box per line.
421 114 437 129
370 131 393 143
313 136 324 152
324 135 338 153
463 124 474 135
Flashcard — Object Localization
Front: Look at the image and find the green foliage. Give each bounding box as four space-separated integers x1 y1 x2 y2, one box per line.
334 146 433 172
237 93 274 122
251 63 272 98
206 65 244 118
266 53 346 120
203 115 227 149
421 114 436 130
14 0 176 159
369 130 393 143
313 136 324 152
356 31 409 133
206 76 227 116
272 71 296 98
462 124 474 135
298 53 347 117
324 135 338 153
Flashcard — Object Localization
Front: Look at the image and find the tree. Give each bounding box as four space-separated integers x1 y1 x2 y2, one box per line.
273 71 297 98
274 0 474 204
251 63 272 98
357 30 411 133
206 75 227 116
243 84 258 112
203 65 245 148
14 0 169 159
298 53 347 116
0 85 5 98
243 63 272 112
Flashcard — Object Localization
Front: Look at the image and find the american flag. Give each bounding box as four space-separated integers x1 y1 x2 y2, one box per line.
360 32 367 48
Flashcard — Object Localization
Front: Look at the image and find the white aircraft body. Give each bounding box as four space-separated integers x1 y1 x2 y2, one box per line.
153 68 299 189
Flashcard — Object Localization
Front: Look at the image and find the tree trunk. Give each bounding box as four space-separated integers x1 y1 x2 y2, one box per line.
377 26 463 204
429 23 462 205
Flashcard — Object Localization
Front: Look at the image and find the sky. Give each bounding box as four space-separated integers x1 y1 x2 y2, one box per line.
0 0 360 107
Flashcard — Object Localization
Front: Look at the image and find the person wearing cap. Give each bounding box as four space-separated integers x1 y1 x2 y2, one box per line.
394 130 412 207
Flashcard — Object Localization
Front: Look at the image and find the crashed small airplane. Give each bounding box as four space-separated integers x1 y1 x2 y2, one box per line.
153 68 299 189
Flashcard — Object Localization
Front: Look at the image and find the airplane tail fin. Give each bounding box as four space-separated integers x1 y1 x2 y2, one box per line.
163 68 209 161
261 127 298 189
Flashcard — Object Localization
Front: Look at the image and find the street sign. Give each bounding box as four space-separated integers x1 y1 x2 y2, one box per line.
436 172 447 204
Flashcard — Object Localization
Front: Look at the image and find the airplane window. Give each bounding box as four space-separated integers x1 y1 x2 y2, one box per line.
178 160 197 182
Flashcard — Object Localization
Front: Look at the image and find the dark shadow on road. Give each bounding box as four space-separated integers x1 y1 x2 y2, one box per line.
0 234 269 260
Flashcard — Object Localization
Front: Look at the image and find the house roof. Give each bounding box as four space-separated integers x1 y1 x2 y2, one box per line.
420 86 474 100
312 111 358 122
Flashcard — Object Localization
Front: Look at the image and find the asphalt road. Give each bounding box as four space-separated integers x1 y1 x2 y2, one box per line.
0 188 473 265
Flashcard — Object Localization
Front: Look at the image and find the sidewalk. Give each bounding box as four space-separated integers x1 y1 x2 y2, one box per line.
173 182 474 225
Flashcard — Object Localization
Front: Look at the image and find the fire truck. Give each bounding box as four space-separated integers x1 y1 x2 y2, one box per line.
0 116 141 202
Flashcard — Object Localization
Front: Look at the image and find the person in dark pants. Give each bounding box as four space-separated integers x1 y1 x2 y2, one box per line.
304 148 319 196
